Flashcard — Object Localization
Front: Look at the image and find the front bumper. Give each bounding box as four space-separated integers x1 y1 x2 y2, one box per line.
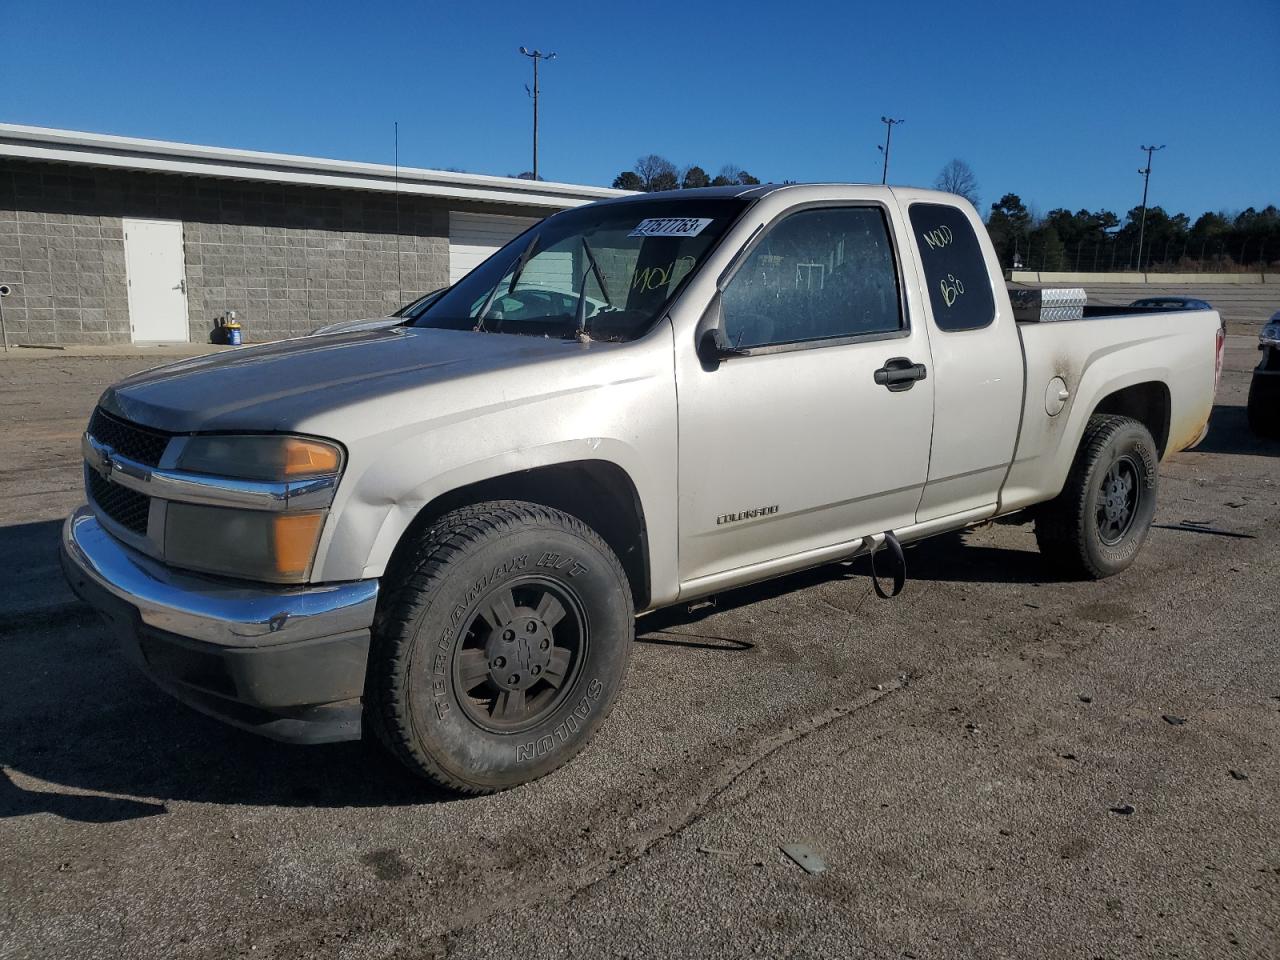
1251 345 1280 406
60 506 378 743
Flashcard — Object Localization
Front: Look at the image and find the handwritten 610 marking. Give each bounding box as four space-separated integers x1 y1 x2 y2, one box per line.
940 273 965 307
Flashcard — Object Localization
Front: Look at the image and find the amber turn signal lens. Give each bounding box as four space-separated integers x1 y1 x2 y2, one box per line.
272 512 325 577
282 438 342 477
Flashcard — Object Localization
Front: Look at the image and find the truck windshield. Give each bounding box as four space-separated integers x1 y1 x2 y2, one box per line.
410 197 749 341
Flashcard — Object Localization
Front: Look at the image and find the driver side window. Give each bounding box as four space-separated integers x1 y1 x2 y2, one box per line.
721 206 902 349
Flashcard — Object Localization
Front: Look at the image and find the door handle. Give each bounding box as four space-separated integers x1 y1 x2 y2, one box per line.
874 357 927 392
174 279 187 294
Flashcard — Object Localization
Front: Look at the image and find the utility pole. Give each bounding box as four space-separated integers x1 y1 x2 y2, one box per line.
1136 144 1165 272
519 47 557 181
878 116 903 185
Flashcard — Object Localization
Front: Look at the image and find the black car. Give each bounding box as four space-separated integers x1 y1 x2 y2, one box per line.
1247 312 1280 439
1130 296 1213 312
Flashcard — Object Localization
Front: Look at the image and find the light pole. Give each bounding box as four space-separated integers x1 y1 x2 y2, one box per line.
1136 144 1165 271
878 116 903 185
519 46 557 181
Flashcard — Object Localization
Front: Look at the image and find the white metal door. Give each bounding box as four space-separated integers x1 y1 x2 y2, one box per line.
123 219 189 342
449 211 538 283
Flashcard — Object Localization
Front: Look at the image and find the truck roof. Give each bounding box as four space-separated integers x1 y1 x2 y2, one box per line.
590 184 779 205
590 183 967 208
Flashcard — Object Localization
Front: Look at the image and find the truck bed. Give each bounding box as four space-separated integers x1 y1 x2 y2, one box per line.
999 306 1221 514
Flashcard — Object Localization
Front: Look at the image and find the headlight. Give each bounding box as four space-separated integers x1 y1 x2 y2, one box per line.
175 435 343 481
164 434 343 583
1261 323 1280 348
165 504 326 583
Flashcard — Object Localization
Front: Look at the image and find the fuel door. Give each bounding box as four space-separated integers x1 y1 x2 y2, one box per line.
1045 376 1070 417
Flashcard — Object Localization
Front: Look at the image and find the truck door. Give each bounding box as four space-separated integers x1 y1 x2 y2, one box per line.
899 196 1024 522
675 201 935 586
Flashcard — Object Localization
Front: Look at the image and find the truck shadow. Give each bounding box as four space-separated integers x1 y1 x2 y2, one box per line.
898 532 1053 584
0 614 454 820
638 528 1055 643
0 508 1063 818
0 519 77 632
1192 403 1278 456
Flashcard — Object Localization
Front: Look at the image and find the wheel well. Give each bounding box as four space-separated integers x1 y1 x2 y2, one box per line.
1092 381 1171 457
388 460 651 610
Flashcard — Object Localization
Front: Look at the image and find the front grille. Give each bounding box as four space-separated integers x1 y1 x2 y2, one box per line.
88 468 151 536
87 408 172 467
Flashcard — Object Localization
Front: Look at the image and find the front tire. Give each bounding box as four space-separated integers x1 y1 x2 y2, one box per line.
367 501 634 794
1034 415 1159 579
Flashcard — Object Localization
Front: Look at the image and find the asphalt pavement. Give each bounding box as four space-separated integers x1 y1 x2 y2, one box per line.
0 339 1276 959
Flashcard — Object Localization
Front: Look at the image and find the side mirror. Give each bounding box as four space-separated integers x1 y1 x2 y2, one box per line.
695 292 749 369
696 327 749 367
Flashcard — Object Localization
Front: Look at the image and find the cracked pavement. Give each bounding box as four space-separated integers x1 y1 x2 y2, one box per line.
1 339 1277 959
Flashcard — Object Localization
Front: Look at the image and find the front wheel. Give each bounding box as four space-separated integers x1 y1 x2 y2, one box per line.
1035 415 1159 579
366 501 634 794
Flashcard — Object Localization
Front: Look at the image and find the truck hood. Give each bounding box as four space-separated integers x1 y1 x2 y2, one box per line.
101 326 598 434
308 315 404 337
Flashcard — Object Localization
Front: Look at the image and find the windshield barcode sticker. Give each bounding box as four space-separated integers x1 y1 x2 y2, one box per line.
629 217 713 238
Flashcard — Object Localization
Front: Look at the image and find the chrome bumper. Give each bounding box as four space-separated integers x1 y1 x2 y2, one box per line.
62 506 376 646
60 506 379 743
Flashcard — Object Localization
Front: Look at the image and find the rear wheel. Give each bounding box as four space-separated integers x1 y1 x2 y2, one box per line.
1034 415 1159 579
366 501 633 794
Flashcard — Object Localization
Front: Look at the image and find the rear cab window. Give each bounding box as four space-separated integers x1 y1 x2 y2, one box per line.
909 203 995 332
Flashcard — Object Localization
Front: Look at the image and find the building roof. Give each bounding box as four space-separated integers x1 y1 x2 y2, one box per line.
0 123 629 210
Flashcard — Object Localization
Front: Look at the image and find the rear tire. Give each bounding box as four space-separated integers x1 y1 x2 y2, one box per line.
1034 415 1159 579
366 501 633 794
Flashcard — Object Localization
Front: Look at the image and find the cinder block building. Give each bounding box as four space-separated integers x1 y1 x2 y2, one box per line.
0 124 623 346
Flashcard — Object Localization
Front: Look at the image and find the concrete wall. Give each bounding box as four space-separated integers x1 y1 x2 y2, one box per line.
1009 271 1277 285
0 159 547 345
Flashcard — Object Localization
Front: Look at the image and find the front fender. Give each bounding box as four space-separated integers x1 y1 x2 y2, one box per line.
355 437 662 580
307 327 680 604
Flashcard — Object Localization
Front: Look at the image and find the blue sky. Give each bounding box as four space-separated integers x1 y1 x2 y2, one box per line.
3 0 1277 221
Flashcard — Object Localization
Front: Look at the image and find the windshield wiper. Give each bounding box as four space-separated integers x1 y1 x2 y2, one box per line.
581 238 612 310
474 234 539 332
574 237 612 342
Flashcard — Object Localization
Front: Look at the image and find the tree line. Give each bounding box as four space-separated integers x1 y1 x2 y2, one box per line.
986 193 1279 272
942 158 1277 273
605 153 1277 272
612 155 761 192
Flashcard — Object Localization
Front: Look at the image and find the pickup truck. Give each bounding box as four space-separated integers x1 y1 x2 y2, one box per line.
60 184 1223 794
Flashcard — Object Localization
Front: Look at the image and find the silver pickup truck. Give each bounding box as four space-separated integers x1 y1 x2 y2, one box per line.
61 184 1223 793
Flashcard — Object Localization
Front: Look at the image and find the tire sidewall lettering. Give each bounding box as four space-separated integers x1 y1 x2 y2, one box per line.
404 525 631 785
516 678 604 763
430 554 530 720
